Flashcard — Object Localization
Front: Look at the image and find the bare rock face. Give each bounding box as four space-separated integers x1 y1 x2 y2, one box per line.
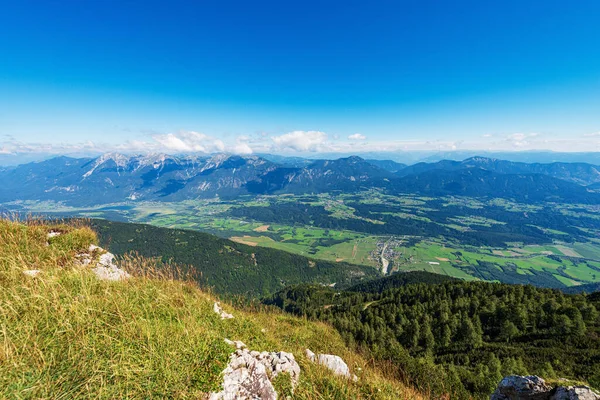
491 376 600 400
551 386 600 400
491 376 552 400
210 340 301 400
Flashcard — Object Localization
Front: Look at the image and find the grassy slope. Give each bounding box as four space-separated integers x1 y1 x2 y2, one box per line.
0 219 423 399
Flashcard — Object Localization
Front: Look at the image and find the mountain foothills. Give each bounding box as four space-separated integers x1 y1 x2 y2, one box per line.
1 153 599 206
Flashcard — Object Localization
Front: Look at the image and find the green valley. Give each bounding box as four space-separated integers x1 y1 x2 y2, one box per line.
8 188 600 290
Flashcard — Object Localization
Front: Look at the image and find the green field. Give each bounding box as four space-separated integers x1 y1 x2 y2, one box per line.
6 191 600 288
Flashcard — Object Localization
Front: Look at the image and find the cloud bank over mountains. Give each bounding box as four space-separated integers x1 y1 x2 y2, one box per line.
1 129 600 158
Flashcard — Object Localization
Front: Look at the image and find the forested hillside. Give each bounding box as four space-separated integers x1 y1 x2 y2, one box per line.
265 278 600 399
90 219 378 296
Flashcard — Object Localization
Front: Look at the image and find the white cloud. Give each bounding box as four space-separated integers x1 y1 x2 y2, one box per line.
506 132 539 141
152 131 227 153
271 130 328 152
231 136 253 154
153 133 192 152
3 128 600 158
348 133 366 141
0 130 255 156
504 132 541 148
115 130 252 154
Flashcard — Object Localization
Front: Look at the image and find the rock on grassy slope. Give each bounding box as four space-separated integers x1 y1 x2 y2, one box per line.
0 218 424 399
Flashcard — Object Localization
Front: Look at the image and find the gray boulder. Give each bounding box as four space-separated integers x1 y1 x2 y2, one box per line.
551 386 600 400
491 376 600 400
491 376 552 400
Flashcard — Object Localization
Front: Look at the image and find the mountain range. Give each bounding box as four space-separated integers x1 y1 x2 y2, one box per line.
1 153 599 206
396 156 600 185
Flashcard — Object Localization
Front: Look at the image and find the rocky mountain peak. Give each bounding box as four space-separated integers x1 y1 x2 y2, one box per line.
82 152 132 178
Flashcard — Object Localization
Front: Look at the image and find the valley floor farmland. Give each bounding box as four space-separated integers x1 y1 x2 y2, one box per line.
4 190 600 289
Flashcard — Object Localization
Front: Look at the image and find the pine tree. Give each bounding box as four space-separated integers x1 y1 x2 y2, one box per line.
440 324 452 348
499 320 519 342
459 317 483 348
421 319 435 352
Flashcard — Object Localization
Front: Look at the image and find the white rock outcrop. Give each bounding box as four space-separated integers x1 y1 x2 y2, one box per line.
210 340 301 400
305 349 356 381
214 302 234 319
490 376 600 400
86 245 131 281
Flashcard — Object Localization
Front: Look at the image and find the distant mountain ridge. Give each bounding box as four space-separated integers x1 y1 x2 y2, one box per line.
397 156 600 185
0 153 598 206
391 167 599 203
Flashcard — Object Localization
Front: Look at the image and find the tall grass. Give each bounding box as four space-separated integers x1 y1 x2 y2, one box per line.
0 218 424 399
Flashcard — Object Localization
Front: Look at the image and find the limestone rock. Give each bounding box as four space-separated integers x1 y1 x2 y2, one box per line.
23 269 41 277
90 248 130 281
305 349 316 362
47 231 61 239
211 343 301 399
491 376 552 400
214 302 234 319
305 348 353 379
490 376 600 400
92 264 130 281
209 350 277 400
551 386 600 400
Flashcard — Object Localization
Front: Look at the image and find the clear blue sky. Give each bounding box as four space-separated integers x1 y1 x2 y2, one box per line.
1 0 600 155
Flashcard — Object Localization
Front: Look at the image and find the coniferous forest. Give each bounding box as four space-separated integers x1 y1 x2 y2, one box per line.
264 276 600 399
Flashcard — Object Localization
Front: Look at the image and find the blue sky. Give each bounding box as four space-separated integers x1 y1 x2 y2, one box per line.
1 0 600 155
